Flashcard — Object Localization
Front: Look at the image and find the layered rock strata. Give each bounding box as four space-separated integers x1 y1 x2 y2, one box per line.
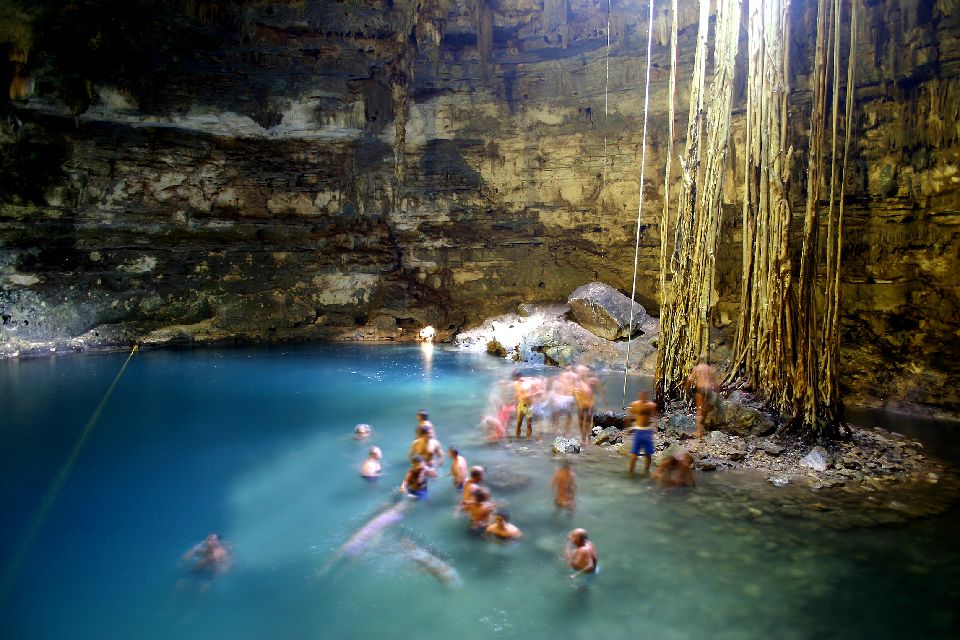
0 0 957 414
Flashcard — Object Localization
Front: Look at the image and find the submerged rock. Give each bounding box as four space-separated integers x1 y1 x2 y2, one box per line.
484 465 533 492
705 392 776 437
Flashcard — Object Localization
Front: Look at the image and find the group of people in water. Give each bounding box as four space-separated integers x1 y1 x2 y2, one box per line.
182 362 712 585
354 408 597 580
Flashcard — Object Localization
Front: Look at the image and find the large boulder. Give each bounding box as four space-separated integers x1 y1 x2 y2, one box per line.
704 392 777 438
594 410 629 428
567 282 648 341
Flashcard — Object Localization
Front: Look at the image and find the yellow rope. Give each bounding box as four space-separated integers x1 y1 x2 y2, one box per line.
0 344 139 609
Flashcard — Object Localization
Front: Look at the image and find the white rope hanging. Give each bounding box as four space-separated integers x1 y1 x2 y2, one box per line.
622 0 656 407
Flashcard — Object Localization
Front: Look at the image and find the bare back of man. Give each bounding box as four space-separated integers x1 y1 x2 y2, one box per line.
687 361 716 440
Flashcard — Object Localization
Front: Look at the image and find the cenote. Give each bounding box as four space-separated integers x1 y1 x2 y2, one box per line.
1 344 958 640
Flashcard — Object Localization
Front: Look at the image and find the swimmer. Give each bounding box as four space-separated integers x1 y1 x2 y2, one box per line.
627 390 658 477
460 465 485 511
401 455 438 500
550 459 577 512
652 449 697 488
686 356 716 440
449 446 468 490
563 528 597 582
409 424 444 469
360 446 382 480
485 509 523 541
183 533 231 576
468 486 495 532
354 423 373 440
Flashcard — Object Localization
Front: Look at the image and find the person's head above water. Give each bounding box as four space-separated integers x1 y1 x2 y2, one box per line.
569 528 588 546
449 446 459 457
417 410 429 420
495 509 510 522
637 390 650 402
512 371 523 380
469 466 484 481
369 446 382 459
473 486 491 502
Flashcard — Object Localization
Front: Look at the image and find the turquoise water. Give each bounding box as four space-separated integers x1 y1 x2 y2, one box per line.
1 344 958 639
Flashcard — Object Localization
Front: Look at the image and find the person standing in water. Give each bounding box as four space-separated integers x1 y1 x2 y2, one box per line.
401 455 438 499
460 466 485 511
627 390 658 477
360 446 383 480
468 486 496 532
551 459 577 512
513 372 545 439
449 446 468 490
573 374 596 446
485 510 523 541
409 424 444 469
564 528 598 583
686 357 716 440
415 410 431 435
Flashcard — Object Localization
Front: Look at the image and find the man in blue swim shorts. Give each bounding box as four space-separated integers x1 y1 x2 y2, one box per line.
627 390 658 476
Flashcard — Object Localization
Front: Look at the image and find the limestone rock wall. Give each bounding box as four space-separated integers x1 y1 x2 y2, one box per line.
0 0 957 414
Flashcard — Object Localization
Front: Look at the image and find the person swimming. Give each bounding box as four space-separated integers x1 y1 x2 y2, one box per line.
449 446 468 490
564 528 598 584
183 532 231 577
460 466 485 511
551 459 577 512
485 509 522 541
468 486 495 532
360 446 382 480
354 423 373 440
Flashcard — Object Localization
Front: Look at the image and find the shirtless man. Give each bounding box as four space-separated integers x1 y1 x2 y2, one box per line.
485 510 522 541
573 375 596 445
550 459 577 512
415 410 431 435
401 456 438 500
460 466 485 511
409 424 444 469
183 532 231 576
468 486 496 532
627 390 658 476
513 372 534 438
360 446 383 480
564 528 598 582
686 357 716 440
449 446 468 490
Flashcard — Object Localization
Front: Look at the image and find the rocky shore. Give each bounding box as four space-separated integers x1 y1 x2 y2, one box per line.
542 402 959 529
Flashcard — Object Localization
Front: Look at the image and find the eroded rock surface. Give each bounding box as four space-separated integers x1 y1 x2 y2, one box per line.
0 0 956 417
